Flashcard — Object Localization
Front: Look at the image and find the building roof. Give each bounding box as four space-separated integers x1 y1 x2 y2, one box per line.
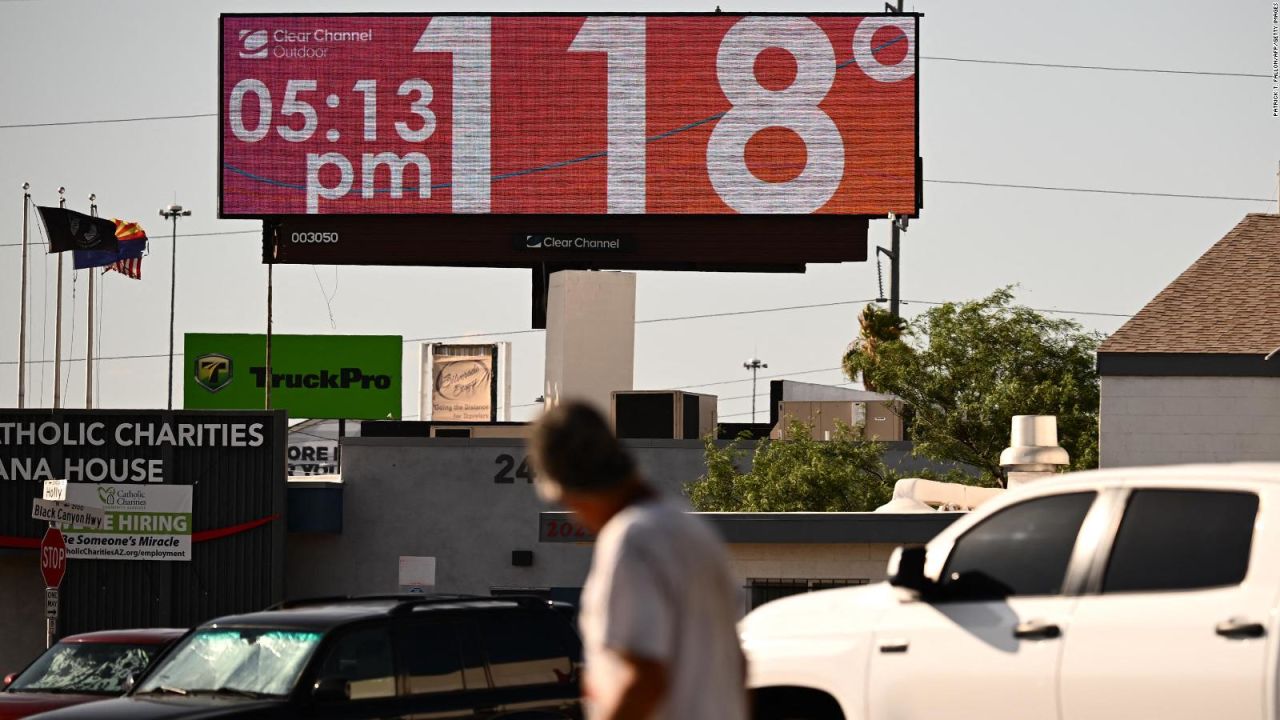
1100 214 1280 355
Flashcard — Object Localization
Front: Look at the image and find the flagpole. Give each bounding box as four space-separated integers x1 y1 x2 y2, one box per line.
17 182 30 409
159 203 190 411
53 187 65 410
86 194 97 409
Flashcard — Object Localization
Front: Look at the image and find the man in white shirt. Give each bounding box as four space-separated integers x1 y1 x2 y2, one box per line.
530 402 747 720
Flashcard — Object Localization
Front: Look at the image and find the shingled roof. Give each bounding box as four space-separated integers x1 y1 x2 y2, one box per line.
1100 214 1280 355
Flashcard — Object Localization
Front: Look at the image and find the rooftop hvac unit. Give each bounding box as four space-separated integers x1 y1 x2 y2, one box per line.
611 391 718 440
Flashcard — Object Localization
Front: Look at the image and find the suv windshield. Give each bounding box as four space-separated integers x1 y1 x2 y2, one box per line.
8 642 157 695
136 629 321 698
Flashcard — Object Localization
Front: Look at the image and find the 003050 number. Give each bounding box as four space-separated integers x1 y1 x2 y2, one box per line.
225 15 915 214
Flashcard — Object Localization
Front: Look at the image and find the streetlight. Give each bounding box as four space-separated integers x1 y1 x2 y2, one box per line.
159 204 191 410
744 357 768 423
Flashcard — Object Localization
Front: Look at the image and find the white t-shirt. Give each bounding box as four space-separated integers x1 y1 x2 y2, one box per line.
579 496 746 720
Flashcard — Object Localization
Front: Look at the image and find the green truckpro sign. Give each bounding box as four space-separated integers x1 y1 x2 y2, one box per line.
184 334 401 420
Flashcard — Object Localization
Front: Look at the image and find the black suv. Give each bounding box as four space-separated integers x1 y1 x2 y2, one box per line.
32 595 582 720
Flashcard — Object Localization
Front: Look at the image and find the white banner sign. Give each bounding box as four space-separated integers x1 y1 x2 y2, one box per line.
61 483 193 562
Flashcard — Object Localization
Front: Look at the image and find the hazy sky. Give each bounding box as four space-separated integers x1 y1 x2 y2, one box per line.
1 0 1277 422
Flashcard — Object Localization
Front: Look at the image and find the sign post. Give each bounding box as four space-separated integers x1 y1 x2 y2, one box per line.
39 526 67 648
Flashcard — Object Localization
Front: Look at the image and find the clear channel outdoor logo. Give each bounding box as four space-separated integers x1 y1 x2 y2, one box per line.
239 30 268 59
194 353 233 393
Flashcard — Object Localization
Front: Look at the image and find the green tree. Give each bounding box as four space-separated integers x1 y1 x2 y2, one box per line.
842 288 1101 481
687 421 896 512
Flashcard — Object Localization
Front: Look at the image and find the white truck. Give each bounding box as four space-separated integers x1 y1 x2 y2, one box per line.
741 463 1277 720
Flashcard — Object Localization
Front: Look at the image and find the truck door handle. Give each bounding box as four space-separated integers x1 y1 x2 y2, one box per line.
1216 618 1266 639
1013 621 1061 640
878 639 909 653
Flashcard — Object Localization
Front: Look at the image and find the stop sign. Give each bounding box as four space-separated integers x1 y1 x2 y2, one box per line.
40 528 67 589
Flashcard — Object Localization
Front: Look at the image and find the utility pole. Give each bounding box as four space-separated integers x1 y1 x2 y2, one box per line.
159 204 191 410
53 188 65 409
890 213 908 318
18 183 30 409
86 194 97 409
744 357 768 423
266 260 273 411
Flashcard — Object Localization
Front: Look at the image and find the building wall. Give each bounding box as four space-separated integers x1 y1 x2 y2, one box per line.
284 439 909 607
1101 376 1280 467
0 554 46 674
544 271 636 413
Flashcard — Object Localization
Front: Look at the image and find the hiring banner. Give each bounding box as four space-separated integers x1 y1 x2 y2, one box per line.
60 484 193 562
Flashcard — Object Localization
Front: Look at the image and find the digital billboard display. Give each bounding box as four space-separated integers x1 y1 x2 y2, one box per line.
220 14 918 218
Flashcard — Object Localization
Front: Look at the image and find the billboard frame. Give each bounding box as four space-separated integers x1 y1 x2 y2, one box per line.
218 11 922 221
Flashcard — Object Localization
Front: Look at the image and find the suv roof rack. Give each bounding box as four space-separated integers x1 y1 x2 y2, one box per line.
267 593 487 611
388 594 561 616
266 593 561 614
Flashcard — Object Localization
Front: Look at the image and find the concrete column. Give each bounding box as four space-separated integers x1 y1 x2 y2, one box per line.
544 271 636 415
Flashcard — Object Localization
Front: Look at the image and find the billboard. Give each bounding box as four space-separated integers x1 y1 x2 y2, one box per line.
220 14 918 218
184 334 402 420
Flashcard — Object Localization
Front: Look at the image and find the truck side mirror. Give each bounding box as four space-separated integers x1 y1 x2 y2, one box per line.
887 545 931 593
312 677 349 703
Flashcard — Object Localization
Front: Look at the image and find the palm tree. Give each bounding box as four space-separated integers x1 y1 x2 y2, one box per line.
844 304 906 392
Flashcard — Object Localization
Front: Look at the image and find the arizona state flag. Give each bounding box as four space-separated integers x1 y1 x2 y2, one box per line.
74 219 147 271
37 206 119 254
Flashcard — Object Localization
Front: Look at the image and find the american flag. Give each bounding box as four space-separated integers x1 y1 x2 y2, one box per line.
104 256 142 279
104 220 146 280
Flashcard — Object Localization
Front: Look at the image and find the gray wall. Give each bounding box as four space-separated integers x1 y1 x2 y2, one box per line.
1101 376 1280 467
286 438 717 599
0 554 48 675
284 437 971 601
288 438 589 599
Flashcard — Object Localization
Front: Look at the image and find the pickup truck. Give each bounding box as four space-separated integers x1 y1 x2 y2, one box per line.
741 463 1277 720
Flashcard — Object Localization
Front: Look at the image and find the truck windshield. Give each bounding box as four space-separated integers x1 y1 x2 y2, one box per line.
136 629 322 698
9 642 157 695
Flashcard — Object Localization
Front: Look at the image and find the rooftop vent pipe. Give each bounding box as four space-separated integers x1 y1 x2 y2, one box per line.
999 415 1070 488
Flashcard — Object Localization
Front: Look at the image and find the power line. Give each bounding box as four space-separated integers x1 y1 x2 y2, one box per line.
0 52 1265 130
674 367 846 391
921 55 1269 79
924 178 1275 204
0 112 216 130
0 228 258 248
498 366 854 411
636 300 878 324
902 299 1133 319
0 297 1132 367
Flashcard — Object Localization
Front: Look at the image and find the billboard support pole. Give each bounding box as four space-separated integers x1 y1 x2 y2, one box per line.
889 219 901 318
336 419 345 471
265 258 273 410
886 0 906 320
